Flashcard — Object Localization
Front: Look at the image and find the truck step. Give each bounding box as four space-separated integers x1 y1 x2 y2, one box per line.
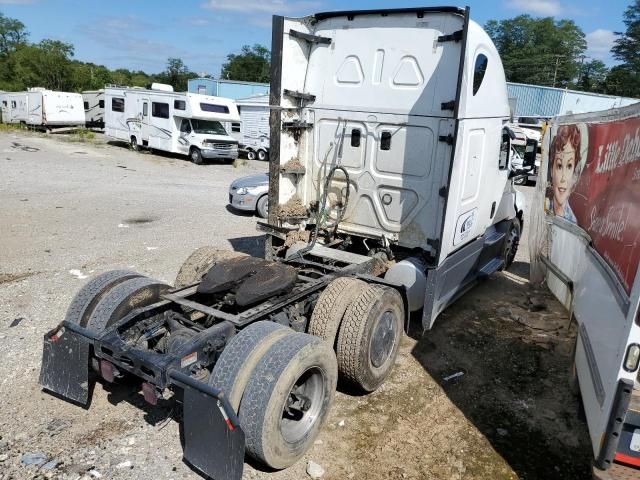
478 257 504 278
484 230 505 247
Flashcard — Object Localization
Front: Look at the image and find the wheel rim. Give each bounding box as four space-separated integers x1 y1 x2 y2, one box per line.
369 310 398 368
191 150 198 161
260 198 269 217
248 151 256 160
280 367 325 443
505 225 520 265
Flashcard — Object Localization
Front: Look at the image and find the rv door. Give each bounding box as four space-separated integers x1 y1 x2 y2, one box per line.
141 100 150 143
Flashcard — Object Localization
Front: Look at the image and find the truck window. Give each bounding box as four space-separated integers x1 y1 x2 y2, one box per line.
191 119 227 135
174 100 186 110
473 54 488 96
111 97 125 112
152 102 169 119
200 103 229 114
180 119 192 134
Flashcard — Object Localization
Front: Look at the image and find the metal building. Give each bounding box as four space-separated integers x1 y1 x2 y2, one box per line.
507 82 638 118
187 78 269 100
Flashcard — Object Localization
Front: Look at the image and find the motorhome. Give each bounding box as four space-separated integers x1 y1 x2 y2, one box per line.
82 90 105 128
530 103 640 479
41 7 535 480
104 84 240 164
0 88 84 127
236 93 269 160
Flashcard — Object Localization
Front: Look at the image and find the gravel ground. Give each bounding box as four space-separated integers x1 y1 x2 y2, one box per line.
0 130 592 480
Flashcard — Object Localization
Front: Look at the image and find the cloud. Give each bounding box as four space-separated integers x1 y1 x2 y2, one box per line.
202 0 320 14
505 0 562 16
585 29 616 61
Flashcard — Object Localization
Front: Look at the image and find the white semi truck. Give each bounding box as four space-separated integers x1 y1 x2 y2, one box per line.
40 7 534 480
104 84 240 164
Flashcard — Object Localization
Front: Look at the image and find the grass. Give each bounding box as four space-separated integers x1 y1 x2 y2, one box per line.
68 128 96 143
0 122 28 132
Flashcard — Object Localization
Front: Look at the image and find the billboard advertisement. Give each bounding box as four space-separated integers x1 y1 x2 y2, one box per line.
544 117 640 294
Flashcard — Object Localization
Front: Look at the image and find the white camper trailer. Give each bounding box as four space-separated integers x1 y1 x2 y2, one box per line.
236 93 269 160
0 88 84 127
104 84 240 164
82 90 105 128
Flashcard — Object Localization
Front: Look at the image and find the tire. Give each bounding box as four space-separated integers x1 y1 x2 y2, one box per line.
336 284 404 392
239 333 337 469
502 218 521 270
308 277 367 345
246 150 256 161
174 246 246 288
86 276 169 332
256 195 269 219
190 147 203 165
130 136 139 151
257 149 268 161
209 321 291 412
65 270 143 327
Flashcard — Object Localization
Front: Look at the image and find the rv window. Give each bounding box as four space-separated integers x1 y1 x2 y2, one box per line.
84 101 89 110
473 54 488 96
112 97 125 112
174 100 186 110
200 103 229 114
11 101 16 108
231 123 241 133
142 103 148 116
180 119 192 134
2 101 6 107
99 99 104 109
380 131 391 151
152 102 169 119
191 119 227 135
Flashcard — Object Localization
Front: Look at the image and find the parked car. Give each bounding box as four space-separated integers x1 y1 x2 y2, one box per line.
228 173 268 218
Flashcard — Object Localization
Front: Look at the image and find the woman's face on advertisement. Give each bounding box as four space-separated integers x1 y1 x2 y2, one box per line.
551 141 576 208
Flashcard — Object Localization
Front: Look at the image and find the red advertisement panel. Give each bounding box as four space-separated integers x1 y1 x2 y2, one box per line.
545 118 640 294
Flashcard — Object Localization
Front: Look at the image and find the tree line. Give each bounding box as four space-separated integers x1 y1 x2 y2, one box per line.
1 2 639 98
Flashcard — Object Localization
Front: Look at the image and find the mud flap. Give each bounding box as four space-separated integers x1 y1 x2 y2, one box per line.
176 371 245 480
39 323 91 405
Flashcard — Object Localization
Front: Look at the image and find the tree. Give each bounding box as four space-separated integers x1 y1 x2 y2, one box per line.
220 45 270 83
485 15 587 88
606 1 640 97
577 59 608 93
155 57 197 91
0 12 27 56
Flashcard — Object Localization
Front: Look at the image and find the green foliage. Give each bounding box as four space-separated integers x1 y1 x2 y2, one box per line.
485 15 587 88
608 1 640 97
220 44 270 83
576 59 608 93
0 12 197 93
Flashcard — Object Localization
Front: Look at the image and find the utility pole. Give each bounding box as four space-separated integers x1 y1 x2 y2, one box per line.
552 54 565 88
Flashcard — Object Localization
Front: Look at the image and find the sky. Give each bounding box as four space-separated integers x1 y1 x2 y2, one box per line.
0 0 629 76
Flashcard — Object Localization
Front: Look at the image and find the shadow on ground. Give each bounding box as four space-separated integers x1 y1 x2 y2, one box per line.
410 263 593 480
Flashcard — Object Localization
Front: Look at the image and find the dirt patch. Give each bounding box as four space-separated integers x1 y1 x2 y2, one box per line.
285 229 311 247
277 194 307 218
0 272 36 285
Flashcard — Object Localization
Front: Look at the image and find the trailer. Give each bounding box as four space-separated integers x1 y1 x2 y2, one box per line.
82 90 105 129
530 103 640 478
40 7 535 479
105 83 240 164
236 93 270 160
0 88 84 127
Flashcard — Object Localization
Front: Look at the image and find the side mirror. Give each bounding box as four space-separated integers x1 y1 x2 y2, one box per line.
523 138 538 170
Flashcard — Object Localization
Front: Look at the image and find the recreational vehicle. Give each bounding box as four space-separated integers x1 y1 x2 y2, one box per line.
236 93 269 160
82 90 105 128
0 88 84 127
104 84 240 164
41 7 535 480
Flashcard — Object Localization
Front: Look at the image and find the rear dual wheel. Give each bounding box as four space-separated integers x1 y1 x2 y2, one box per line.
210 322 337 469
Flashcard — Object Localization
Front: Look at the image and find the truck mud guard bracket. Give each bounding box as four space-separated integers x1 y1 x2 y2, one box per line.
438 29 463 43
595 378 634 471
289 29 332 45
283 89 316 102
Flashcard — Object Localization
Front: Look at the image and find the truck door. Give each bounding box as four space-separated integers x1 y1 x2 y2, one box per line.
177 118 192 154
141 100 150 142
